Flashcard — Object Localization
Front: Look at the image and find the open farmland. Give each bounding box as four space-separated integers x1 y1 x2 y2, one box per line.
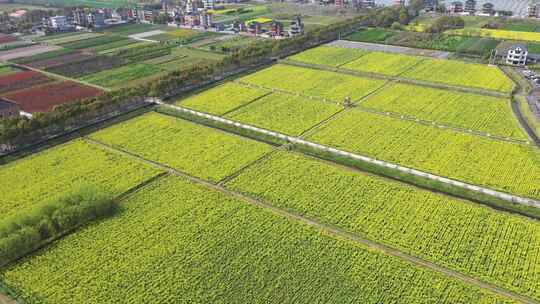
227 150 540 300
239 64 386 101
59 35 130 50
10 48 76 64
225 92 342 135
41 32 103 45
402 59 514 93
0 175 520 304
0 44 60 61
0 64 19 76
176 82 270 115
288 45 366 67
0 70 51 94
359 83 526 140
3 81 102 113
45 55 123 78
102 23 165 36
341 51 424 76
0 140 160 218
89 112 272 182
25 52 94 69
80 63 163 88
451 28 540 42
308 110 540 200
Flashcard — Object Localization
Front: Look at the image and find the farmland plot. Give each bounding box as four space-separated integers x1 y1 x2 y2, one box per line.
46 55 123 78
0 140 161 217
59 35 129 50
227 151 540 300
4 81 102 113
176 82 269 115
288 45 366 67
402 59 514 93
42 32 103 45
240 64 386 102
341 51 424 76
26 51 94 69
0 71 51 94
0 175 520 304
89 112 272 182
80 63 163 88
308 110 540 199
360 83 526 140
450 28 540 42
226 92 342 135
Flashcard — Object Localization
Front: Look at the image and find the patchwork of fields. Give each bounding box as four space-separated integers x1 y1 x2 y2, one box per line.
2 37 540 304
1 175 519 304
287 45 514 93
5 24 226 90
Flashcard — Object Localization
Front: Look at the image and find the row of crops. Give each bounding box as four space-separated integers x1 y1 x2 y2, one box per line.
308 110 540 200
89 112 273 182
226 151 540 300
0 140 161 217
288 45 514 93
176 64 524 140
0 175 518 304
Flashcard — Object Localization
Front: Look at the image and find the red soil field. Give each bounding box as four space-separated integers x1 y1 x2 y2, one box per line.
4 81 102 113
0 70 51 94
0 34 17 44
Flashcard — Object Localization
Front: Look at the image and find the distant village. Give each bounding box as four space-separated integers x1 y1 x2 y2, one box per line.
34 1 305 39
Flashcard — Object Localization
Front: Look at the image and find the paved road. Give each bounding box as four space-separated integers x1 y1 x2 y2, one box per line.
329 40 451 59
86 136 539 304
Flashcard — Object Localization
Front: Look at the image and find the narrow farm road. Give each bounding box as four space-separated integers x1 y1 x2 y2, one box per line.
84 136 539 304
500 66 540 147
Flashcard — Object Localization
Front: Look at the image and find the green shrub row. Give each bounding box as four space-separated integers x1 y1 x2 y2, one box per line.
0 186 117 266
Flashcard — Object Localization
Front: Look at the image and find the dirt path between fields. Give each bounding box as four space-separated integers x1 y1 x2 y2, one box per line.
0 292 17 304
85 136 539 304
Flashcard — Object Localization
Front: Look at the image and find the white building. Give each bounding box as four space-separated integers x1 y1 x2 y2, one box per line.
506 44 528 66
203 0 215 10
49 16 68 30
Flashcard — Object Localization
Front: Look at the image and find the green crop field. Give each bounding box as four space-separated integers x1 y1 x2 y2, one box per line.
59 35 128 50
288 45 366 67
102 23 165 36
344 28 397 43
176 82 269 115
308 110 540 200
0 140 161 218
87 38 138 53
80 63 163 88
450 28 540 42
0 64 19 76
341 51 424 76
42 32 103 45
360 83 526 140
0 175 520 304
89 112 272 182
240 64 386 102
227 151 540 300
225 92 342 136
403 59 514 93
